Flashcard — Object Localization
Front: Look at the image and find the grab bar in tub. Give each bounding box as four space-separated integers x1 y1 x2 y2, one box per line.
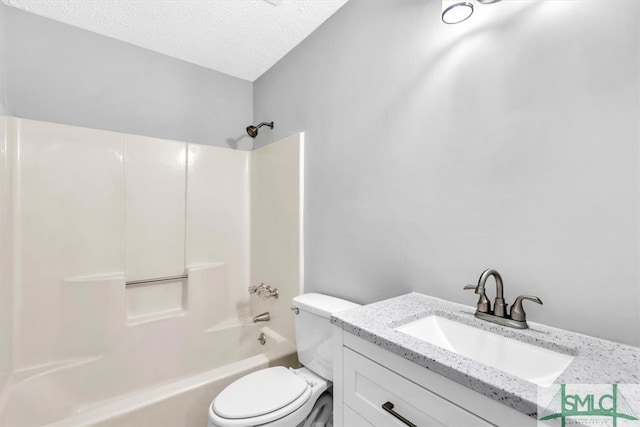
125 274 188 286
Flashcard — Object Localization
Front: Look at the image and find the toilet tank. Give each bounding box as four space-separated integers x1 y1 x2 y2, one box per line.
292 293 360 381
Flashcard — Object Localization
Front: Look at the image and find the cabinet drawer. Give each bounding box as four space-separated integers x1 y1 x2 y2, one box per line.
343 347 493 427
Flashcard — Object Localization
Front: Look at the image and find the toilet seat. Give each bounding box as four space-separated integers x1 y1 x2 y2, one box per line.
210 367 313 427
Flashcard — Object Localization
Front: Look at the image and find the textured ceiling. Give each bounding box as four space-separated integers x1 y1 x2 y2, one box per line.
3 0 348 81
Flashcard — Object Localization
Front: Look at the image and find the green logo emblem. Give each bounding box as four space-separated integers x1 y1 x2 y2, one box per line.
539 384 639 427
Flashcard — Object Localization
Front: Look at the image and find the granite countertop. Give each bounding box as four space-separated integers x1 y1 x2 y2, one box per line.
330 292 640 418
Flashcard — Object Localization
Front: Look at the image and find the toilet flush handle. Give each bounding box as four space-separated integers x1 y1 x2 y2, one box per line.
291 307 299 315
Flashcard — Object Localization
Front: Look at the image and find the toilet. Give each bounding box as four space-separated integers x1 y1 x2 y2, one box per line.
208 293 360 427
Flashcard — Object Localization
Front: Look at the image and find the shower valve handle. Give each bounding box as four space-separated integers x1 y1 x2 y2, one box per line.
249 283 279 299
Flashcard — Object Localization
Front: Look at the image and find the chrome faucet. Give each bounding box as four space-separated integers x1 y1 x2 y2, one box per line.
248 283 279 299
464 269 542 329
252 312 271 323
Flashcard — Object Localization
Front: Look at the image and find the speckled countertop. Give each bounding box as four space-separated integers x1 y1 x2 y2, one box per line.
330 293 640 418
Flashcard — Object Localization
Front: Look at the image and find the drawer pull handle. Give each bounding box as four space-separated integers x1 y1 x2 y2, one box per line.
382 401 417 427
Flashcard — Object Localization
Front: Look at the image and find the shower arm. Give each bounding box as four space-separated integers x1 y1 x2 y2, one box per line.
256 121 274 129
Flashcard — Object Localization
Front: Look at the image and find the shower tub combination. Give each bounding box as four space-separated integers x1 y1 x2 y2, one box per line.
1 118 304 427
1 324 296 427
1 260 299 426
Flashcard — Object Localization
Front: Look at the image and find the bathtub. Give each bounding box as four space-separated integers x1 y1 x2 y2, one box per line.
0 325 297 427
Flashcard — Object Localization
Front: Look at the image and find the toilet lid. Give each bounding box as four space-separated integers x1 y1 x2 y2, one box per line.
213 367 309 419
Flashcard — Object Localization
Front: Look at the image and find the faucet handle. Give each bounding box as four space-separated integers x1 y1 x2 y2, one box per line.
510 295 543 322
249 283 265 294
463 284 491 313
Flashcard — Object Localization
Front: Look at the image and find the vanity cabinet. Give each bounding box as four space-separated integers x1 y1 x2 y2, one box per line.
333 327 535 427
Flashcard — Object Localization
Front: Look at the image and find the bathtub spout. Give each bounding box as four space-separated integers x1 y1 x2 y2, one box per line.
252 312 270 323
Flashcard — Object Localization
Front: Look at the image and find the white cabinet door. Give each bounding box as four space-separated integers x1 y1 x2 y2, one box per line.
343 348 494 427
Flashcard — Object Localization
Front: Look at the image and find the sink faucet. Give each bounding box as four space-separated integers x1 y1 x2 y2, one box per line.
479 269 507 317
464 269 542 329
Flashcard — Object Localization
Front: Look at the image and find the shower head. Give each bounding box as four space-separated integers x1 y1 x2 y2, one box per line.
246 121 274 138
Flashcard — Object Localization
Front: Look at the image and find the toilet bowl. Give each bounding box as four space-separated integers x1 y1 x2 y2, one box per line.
208 367 328 427
208 293 359 427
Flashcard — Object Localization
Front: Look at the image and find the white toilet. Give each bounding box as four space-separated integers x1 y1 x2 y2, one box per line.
208 293 360 427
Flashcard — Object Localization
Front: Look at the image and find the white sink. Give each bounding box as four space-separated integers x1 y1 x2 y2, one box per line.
395 315 574 386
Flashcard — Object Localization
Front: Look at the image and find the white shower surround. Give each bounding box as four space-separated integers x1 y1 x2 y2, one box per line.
0 117 304 426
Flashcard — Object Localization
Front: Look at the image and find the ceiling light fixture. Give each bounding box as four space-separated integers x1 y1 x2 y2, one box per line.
442 0 502 25
442 1 474 24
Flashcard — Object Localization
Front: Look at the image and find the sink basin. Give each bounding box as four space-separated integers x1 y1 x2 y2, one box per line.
395 315 574 386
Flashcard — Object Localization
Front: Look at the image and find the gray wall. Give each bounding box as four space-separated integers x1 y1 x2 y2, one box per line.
254 0 640 345
0 4 7 116
1 4 254 150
